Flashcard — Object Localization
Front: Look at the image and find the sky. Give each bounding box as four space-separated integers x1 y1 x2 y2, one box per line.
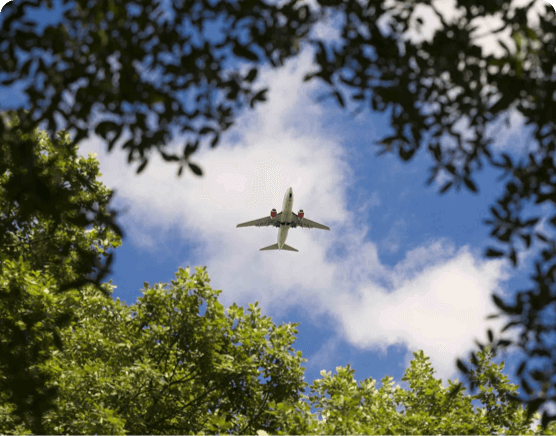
2 0 556 427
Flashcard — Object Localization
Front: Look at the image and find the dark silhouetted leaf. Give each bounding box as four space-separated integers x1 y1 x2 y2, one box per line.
233 43 259 61
250 88 268 108
485 248 504 258
303 71 319 82
509 248 517 267
520 233 531 249
516 360 527 376
136 160 148 174
199 126 215 135
463 177 478 193
333 90 345 107
497 339 512 348
244 68 258 83
439 181 453 194
160 151 179 162
188 162 203 176
456 358 469 374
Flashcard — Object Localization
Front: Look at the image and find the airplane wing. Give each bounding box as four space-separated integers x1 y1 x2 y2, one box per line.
291 212 330 230
236 212 282 228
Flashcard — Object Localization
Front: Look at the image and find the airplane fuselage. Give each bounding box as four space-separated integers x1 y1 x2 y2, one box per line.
278 187 293 249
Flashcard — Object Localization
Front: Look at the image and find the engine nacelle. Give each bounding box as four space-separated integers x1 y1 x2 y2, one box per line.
298 209 304 218
270 208 277 219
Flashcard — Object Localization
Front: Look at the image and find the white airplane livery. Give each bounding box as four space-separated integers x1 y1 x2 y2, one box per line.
236 187 330 252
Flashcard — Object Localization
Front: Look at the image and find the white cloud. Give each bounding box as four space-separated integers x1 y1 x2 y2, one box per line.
332 239 519 380
78 18 529 391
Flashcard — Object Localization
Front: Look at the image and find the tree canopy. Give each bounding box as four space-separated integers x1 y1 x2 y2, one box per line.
0 113 122 433
1 0 556 427
3 261 556 434
266 347 556 435
34 266 307 435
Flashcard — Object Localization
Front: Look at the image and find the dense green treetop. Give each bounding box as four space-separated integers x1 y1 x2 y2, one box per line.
4 256 556 435
3 265 308 435
0 111 123 291
259 346 556 435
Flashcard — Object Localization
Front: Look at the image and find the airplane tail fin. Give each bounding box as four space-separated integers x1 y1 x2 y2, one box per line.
259 243 298 252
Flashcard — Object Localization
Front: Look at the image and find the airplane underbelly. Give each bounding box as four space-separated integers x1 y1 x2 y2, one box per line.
279 226 289 245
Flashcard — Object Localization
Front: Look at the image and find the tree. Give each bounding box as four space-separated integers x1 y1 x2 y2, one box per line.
0 114 122 433
3 266 308 435
5 260 556 436
2 0 556 427
261 347 556 435
0 0 317 175
0 111 123 291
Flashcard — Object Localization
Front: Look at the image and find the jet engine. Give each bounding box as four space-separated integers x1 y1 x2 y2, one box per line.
270 208 277 219
298 209 304 218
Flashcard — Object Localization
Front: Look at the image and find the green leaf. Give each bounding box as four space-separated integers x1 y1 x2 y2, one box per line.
94 121 119 140
136 159 148 174
512 31 522 52
519 233 531 249
199 126 215 135
439 181 453 194
250 88 268 108
233 43 259 61
485 248 504 258
509 248 517 267
244 68 258 83
498 39 512 56
303 71 319 82
489 93 514 115
463 177 478 193
188 162 203 176
333 90 345 108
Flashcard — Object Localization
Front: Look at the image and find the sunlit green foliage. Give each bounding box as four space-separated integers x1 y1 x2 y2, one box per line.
261 348 556 435
37 266 306 434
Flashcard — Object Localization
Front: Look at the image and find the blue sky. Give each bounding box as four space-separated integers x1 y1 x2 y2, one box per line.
2 0 556 426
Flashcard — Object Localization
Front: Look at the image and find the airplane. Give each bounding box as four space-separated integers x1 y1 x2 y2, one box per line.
236 187 330 252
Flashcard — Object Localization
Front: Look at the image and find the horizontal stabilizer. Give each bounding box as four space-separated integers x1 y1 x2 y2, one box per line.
281 244 298 252
260 243 298 252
